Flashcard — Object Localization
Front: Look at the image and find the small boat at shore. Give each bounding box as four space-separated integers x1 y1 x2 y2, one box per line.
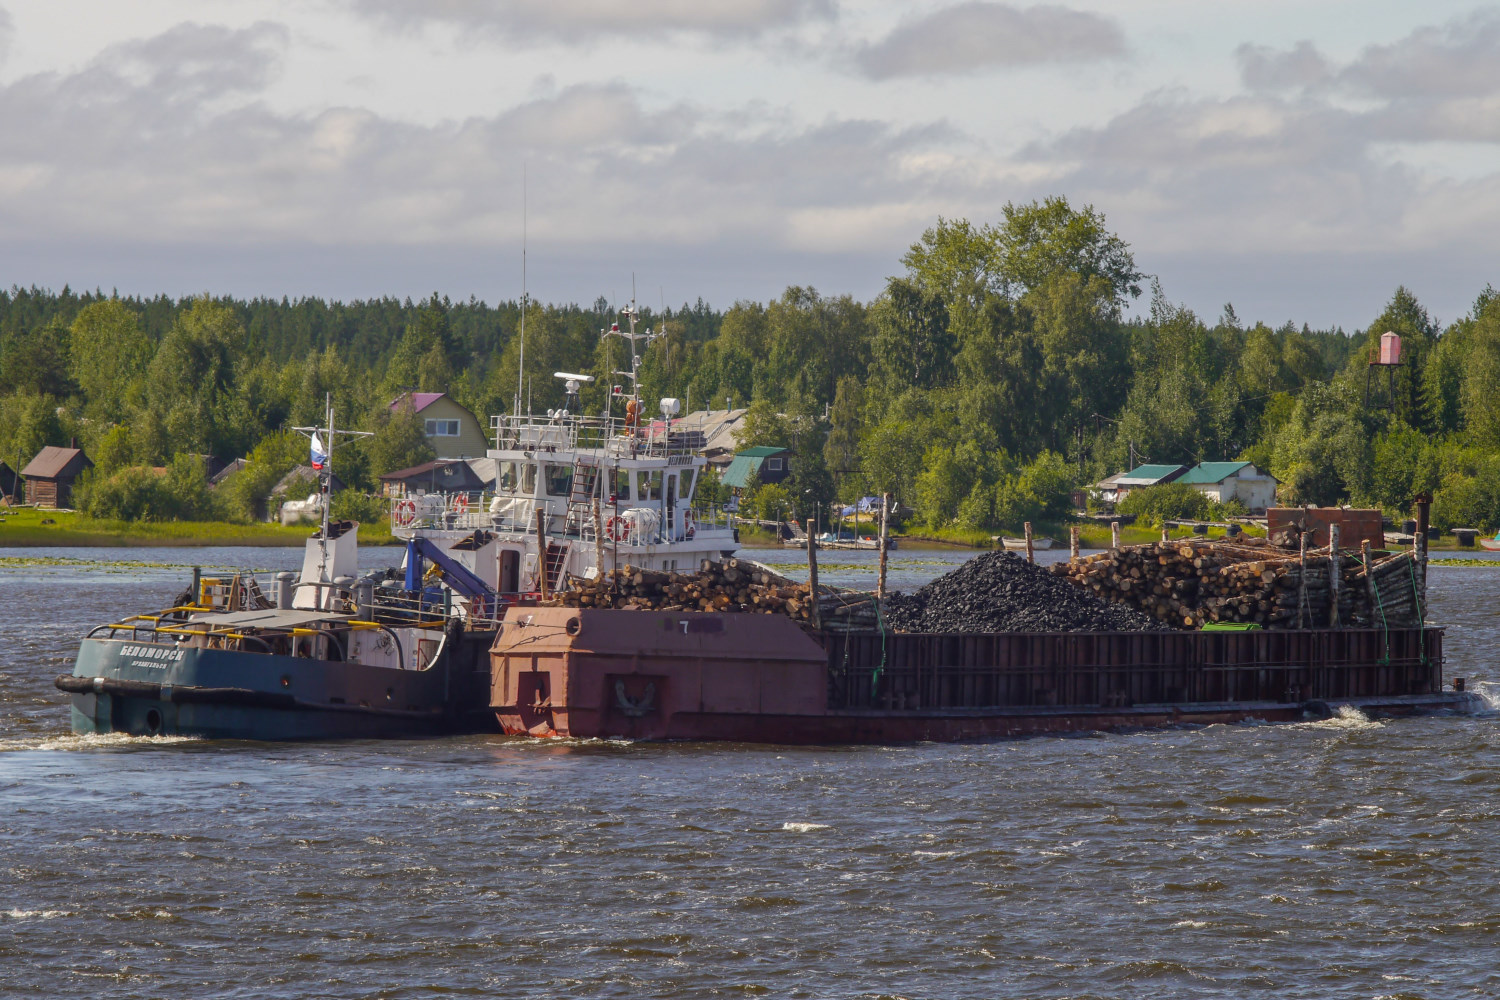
1481 534 1500 551
1000 536 1053 551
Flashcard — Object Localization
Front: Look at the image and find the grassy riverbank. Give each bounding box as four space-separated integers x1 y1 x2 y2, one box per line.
0 507 398 547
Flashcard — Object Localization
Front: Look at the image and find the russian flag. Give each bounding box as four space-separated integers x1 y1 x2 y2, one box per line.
310 433 328 471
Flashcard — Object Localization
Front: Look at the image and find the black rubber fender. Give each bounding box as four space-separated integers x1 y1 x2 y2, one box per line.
1301 699 1333 720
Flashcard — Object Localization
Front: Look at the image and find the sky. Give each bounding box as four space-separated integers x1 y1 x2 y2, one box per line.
0 1 1496 330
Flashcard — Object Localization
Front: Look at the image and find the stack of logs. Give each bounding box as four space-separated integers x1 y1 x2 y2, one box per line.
548 558 879 630
1050 537 1425 630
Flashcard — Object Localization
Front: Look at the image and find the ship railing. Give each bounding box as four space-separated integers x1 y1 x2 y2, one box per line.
370 587 532 632
489 412 705 460
85 613 414 669
392 493 738 547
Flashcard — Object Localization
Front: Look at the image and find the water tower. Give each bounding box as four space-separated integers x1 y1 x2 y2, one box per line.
1365 331 1403 411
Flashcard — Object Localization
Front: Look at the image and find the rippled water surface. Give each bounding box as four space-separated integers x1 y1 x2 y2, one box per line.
2 546 1498 999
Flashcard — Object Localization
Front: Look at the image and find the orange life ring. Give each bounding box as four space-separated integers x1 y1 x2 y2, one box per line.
605 515 630 542
394 499 417 527
451 494 470 515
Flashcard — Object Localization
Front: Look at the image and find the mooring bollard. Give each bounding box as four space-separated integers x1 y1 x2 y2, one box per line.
877 492 890 600
1024 521 1035 564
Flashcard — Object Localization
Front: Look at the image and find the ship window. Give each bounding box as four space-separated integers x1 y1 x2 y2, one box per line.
611 468 632 501
544 464 573 497
498 461 519 493
679 469 696 500
636 470 663 501
425 419 460 437
520 463 537 494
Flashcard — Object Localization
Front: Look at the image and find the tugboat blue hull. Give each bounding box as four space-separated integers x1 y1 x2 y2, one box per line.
64 636 493 741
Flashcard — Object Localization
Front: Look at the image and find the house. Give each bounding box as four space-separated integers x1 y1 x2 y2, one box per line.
678 408 749 469
208 458 248 488
390 392 489 459
379 459 490 498
721 446 792 495
1090 471 1130 505
1110 464 1190 501
20 446 93 509
0 460 19 502
1178 462 1280 512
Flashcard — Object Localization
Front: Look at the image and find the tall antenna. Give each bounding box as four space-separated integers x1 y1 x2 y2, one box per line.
516 163 527 416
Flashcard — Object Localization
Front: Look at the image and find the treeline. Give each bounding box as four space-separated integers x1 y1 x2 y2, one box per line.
1 195 1498 531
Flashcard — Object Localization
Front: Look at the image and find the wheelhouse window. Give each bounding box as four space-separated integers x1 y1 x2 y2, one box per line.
611 468 632 501
544 464 574 497
498 461 519 493
636 470 663 501
425 419 460 437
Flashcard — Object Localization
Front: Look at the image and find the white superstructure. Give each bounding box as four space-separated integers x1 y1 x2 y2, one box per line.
391 303 739 595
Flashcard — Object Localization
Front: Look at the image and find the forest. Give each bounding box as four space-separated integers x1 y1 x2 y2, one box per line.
1 196 1497 532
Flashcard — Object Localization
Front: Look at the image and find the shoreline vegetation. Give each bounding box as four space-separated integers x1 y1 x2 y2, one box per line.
0 507 398 547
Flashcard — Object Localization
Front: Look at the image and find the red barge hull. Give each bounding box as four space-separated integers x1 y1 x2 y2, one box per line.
490 609 1471 743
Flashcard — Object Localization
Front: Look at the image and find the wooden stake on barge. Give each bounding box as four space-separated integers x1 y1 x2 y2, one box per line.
1328 522 1341 627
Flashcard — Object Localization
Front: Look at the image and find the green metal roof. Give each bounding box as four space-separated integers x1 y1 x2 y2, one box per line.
1179 461 1251 484
1119 464 1186 483
722 447 789 489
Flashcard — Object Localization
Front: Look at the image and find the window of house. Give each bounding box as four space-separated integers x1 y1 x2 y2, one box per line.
425 419 460 437
766 457 783 472
544 464 574 497
636 470 663 501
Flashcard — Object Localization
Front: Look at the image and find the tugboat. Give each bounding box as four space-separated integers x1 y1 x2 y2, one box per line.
58 400 504 739
59 299 744 741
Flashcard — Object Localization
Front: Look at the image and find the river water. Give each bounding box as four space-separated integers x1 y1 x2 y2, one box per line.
1 545 1498 999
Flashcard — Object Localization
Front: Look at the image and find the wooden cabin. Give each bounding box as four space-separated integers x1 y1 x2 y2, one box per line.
379 458 491 499
20 446 92 509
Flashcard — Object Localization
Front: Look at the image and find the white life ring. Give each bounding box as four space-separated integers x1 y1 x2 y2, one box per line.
394 499 418 527
450 494 470 515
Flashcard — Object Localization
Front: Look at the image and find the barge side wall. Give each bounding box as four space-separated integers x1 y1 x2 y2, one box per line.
490 610 1446 742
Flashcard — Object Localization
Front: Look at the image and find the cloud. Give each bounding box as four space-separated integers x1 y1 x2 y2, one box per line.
1236 41 1331 93
348 0 835 42
1338 10 1500 100
0 21 990 266
91 21 290 103
855 2 1124 79
0 7 12 66
1239 12 1500 101
1022 83 1500 262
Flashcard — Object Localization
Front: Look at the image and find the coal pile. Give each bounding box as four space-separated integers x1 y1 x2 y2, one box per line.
882 551 1166 634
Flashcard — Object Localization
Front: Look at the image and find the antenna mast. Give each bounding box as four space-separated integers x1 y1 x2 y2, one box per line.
516 164 527 417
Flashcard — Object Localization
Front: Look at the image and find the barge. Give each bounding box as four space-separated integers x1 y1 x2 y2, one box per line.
491 607 1473 742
